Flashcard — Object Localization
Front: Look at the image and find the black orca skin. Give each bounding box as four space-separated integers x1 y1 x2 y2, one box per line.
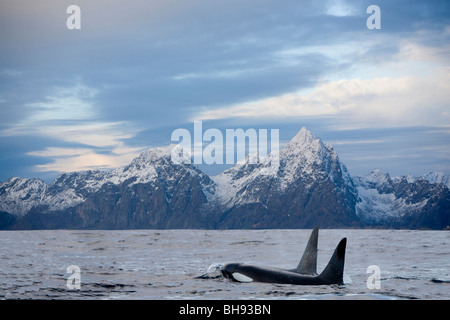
221 227 347 286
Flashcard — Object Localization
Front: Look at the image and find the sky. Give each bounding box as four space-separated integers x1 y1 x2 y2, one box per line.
0 0 449 182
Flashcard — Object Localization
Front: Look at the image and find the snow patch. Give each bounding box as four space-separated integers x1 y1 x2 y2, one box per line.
422 171 450 188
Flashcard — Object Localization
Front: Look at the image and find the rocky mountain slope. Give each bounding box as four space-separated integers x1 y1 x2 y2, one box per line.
354 169 450 229
1 128 448 229
1 145 217 229
212 128 359 228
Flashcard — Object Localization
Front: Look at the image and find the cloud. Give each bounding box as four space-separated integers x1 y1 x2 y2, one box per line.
327 139 385 146
1 0 449 179
27 145 145 172
325 0 358 17
1 83 146 173
27 147 93 158
35 122 138 148
193 37 450 130
2 84 98 135
193 72 449 126
25 85 98 122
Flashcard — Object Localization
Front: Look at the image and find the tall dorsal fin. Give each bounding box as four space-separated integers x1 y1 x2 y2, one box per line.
318 237 347 285
290 226 318 275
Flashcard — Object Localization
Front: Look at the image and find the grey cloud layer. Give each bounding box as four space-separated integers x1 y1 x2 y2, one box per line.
0 0 449 179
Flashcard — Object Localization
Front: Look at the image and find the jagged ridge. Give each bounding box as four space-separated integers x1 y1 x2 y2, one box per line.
0 128 448 229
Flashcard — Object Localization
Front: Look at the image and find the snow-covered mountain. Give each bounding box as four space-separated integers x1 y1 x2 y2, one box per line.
354 169 450 228
212 127 359 228
0 170 114 217
0 177 48 216
1 144 218 229
0 127 448 229
0 145 215 217
213 128 354 203
422 171 450 189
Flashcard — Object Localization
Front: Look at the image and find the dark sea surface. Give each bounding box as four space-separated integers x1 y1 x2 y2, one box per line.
0 229 448 300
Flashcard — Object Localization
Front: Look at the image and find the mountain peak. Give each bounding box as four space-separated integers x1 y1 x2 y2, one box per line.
135 144 176 162
365 169 390 184
132 144 193 167
423 171 450 188
286 127 319 148
280 127 334 174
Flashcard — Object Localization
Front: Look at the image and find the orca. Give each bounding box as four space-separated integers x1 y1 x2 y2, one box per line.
221 227 347 285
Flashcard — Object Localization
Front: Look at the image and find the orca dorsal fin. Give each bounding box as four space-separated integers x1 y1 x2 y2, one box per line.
318 237 347 285
291 226 318 275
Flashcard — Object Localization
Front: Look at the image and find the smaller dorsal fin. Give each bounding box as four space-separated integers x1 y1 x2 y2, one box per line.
290 226 318 275
318 238 347 285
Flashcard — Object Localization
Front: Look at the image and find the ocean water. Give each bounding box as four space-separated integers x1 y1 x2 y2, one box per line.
0 229 448 300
